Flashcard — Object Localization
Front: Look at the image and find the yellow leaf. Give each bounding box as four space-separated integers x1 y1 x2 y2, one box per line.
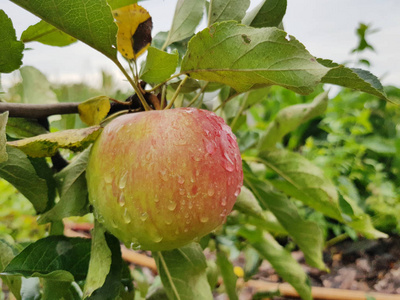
7 126 102 157
113 4 153 60
78 96 111 126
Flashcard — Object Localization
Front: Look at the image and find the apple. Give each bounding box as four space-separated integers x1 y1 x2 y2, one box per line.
86 107 243 251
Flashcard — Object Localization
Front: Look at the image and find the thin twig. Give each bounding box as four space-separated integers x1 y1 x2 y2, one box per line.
230 92 249 129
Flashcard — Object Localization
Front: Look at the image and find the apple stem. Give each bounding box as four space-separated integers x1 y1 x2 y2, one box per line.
164 76 189 110
186 82 209 107
114 59 152 111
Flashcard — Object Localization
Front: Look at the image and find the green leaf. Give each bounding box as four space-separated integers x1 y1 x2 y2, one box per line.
216 250 238 300
2 236 91 281
243 170 327 270
10 0 117 59
258 91 328 151
21 20 77 47
0 111 8 163
140 47 179 84
38 149 90 224
0 146 49 213
318 59 387 101
258 149 343 221
84 222 112 297
0 10 24 73
208 0 250 25
42 280 76 300
0 240 22 300
7 125 102 158
242 0 287 28
154 243 213 300
181 22 329 94
78 96 111 126
243 247 262 281
6 118 49 138
19 66 58 104
163 0 205 48
238 227 311 300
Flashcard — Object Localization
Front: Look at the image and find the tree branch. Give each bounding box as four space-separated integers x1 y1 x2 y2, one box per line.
0 102 80 118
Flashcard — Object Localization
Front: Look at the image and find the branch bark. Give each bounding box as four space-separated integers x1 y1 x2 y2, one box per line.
0 102 80 118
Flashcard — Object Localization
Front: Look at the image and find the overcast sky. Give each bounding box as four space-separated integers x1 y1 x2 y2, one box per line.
2 0 399 90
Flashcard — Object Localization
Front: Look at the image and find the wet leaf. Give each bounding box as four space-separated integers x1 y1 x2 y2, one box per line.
258 91 328 151
78 96 111 126
21 20 77 47
208 0 250 25
113 4 152 59
154 243 213 300
0 111 8 163
163 0 205 48
10 0 117 59
182 22 329 94
242 0 287 28
0 10 24 73
2 236 91 281
7 126 102 158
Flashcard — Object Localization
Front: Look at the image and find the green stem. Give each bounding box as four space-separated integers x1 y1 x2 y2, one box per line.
164 76 189 110
230 92 248 129
114 59 152 111
186 82 209 107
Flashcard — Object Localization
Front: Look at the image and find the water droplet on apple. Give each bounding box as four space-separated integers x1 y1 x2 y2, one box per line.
185 213 190 218
119 171 128 189
179 188 185 195
188 201 193 209
186 219 190 224
104 173 112 184
159 169 168 181
208 188 215 197
165 217 173 225
154 194 159 203
118 193 125 206
220 208 227 218
178 176 185 184
184 228 188 232
221 197 227 206
153 233 163 243
205 140 216 154
130 239 141 250
200 216 209 223
223 152 235 172
167 201 177 211
234 187 241 197
140 212 148 221
196 170 200 176
123 208 131 223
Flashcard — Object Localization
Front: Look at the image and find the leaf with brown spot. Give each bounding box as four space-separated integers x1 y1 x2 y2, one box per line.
113 4 152 60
